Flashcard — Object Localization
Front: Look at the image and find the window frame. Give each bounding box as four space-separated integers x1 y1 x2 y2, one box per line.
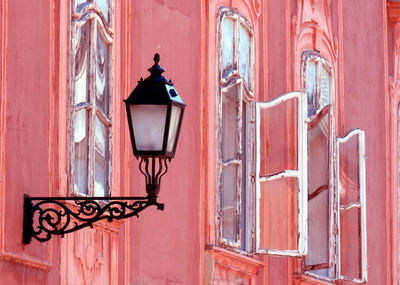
68 0 114 197
335 129 368 283
302 51 336 279
215 7 254 252
300 51 368 283
253 91 308 256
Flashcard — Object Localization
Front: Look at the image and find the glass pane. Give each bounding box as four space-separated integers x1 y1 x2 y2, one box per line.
96 31 110 116
307 189 329 277
338 135 360 205
94 149 107 196
222 85 239 161
259 177 298 250
258 96 298 175
308 113 330 193
74 21 90 105
166 105 182 153
239 24 251 88
75 0 87 9
222 164 239 241
221 18 234 78
306 61 317 117
306 112 330 274
97 0 110 23
94 115 108 156
74 109 89 194
94 116 109 196
130 105 167 151
321 66 331 108
340 207 362 279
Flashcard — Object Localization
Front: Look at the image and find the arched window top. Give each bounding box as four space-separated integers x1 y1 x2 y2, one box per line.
217 7 254 93
301 50 333 118
73 0 114 40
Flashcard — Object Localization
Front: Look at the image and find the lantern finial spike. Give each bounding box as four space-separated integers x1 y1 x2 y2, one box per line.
154 53 160 64
147 53 165 82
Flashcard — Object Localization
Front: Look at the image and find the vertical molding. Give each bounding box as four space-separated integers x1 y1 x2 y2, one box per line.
337 0 344 135
387 2 400 285
0 0 7 256
262 0 269 282
199 0 208 284
123 0 131 284
59 0 70 284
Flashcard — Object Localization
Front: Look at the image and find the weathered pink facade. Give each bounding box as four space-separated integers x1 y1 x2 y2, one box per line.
0 0 399 284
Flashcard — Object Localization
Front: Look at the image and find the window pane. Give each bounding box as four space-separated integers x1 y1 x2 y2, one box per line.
221 18 234 78
96 31 110 116
97 0 110 23
221 164 239 241
340 207 362 279
306 113 330 275
94 116 109 196
257 96 298 175
258 177 299 250
338 135 360 205
307 190 329 276
74 22 90 105
239 24 251 88
222 85 239 161
74 109 89 194
321 66 331 108
306 61 317 117
75 0 87 9
166 105 182 153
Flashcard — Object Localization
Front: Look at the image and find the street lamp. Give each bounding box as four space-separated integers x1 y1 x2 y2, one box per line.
22 54 186 244
124 53 186 203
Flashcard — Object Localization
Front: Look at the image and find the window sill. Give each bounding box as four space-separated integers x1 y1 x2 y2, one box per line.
294 274 335 285
205 244 264 276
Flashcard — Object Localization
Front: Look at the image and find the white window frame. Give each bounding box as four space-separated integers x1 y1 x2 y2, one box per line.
302 51 336 279
69 0 114 197
215 7 254 251
335 129 367 283
254 91 308 256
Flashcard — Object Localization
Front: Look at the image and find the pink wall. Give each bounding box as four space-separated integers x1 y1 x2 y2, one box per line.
0 0 396 284
128 0 203 284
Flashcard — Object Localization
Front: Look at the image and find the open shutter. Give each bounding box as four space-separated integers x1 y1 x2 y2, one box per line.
303 105 335 278
254 91 308 256
335 129 367 283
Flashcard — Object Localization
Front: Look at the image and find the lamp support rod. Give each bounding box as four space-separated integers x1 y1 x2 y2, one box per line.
23 156 171 244
23 195 164 244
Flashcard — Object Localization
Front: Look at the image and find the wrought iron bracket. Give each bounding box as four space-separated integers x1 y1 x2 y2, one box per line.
22 156 171 244
23 195 164 244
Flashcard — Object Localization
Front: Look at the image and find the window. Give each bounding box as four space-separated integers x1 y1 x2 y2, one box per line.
216 7 253 251
253 51 367 283
69 0 114 196
303 52 334 278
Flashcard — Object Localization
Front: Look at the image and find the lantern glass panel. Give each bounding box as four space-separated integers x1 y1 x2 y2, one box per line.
130 104 168 151
167 105 182 153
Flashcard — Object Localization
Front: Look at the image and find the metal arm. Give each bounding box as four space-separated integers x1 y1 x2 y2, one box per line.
23 156 170 244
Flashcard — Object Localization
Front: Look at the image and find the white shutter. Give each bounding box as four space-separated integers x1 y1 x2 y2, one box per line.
254 91 308 256
335 129 367 283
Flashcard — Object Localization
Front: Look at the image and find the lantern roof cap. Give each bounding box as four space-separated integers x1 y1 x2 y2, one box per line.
144 53 173 85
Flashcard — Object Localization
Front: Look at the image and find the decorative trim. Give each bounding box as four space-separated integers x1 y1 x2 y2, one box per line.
292 0 337 61
206 245 263 276
389 2 400 96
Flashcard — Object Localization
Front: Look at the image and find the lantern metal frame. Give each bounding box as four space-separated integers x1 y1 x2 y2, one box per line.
124 53 186 158
22 54 185 244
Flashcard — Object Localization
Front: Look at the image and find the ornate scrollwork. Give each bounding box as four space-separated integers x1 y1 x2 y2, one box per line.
23 156 171 244
23 195 164 244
